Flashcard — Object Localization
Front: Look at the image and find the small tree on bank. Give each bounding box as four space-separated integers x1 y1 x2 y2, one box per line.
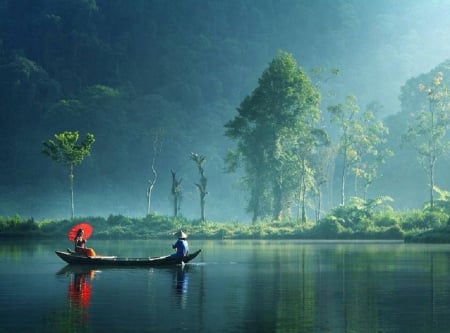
42 131 95 219
403 72 450 210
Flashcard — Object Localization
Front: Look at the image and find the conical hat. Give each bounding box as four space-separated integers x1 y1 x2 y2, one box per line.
175 230 188 239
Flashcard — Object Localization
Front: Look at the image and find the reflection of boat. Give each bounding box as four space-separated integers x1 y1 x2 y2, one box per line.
56 265 99 275
55 249 202 267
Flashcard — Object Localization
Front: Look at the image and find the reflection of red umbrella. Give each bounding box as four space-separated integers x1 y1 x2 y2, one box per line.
67 222 93 241
68 275 92 308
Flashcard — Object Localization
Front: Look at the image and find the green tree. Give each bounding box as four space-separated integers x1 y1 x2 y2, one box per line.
403 72 450 210
304 134 332 223
42 131 95 219
353 102 392 200
328 95 361 206
284 126 329 223
309 67 340 221
329 97 391 206
225 51 321 222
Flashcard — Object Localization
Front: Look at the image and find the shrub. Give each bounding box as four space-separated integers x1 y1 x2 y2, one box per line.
401 210 448 231
107 214 132 226
311 217 346 238
373 212 399 228
381 226 404 239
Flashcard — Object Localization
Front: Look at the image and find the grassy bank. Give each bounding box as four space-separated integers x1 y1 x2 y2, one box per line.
2 207 448 241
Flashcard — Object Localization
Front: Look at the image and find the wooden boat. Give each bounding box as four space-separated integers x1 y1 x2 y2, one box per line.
55 249 201 267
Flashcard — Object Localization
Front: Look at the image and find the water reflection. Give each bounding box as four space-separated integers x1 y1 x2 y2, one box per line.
173 265 189 308
68 270 94 309
5 240 450 332
57 266 96 329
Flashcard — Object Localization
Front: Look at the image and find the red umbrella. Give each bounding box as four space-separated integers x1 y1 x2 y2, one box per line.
67 222 93 241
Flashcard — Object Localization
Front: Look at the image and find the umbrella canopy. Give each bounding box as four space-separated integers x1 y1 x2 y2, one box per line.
67 222 93 241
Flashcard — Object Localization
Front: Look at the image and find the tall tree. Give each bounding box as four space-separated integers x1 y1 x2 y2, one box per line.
311 145 335 222
294 128 330 223
403 72 450 210
329 96 392 206
225 51 321 222
353 102 392 200
191 152 208 222
42 131 95 219
328 95 360 206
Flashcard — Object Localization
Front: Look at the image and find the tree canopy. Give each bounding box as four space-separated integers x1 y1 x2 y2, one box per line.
42 131 95 219
225 51 321 222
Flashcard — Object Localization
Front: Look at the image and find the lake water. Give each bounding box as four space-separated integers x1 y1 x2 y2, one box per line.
1 239 449 333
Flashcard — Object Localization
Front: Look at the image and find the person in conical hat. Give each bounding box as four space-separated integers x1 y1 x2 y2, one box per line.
175 230 188 239
172 230 189 257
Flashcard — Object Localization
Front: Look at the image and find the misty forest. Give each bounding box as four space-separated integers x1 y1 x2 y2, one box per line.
3 0 450 238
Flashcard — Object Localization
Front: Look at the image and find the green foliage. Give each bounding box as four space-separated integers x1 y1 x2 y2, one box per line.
425 186 450 214
373 211 400 228
42 131 95 167
41 131 95 219
225 50 321 221
326 204 372 232
1 208 450 241
0 215 40 236
405 225 450 243
402 72 450 209
328 96 392 204
381 226 403 239
311 217 346 238
107 214 132 226
401 210 447 231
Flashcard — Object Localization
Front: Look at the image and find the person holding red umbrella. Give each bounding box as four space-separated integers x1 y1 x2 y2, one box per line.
68 223 96 257
74 228 87 253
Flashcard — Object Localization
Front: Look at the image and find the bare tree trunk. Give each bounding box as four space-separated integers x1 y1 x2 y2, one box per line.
146 131 163 216
429 156 436 210
316 187 321 222
340 154 347 206
251 186 261 224
272 181 283 221
171 170 182 217
198 186 206 221
191 153 208 222
146 160 157 215
69 164 74 220
174 194 179 217
300 171 307 224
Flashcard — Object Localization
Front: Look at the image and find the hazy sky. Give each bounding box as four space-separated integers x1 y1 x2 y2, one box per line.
320 0 450 116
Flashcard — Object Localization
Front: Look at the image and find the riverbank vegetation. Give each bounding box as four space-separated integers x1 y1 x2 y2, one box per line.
2 201 449 242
